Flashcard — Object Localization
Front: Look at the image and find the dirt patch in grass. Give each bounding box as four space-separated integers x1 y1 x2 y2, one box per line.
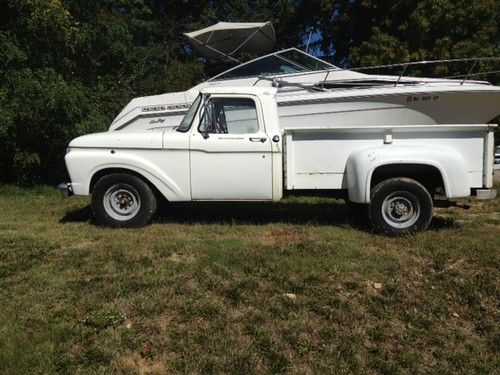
116 352 170 374
260 228 304 246
167 252 196 264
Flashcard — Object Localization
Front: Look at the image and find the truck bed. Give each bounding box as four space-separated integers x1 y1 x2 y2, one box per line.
283 124 495 192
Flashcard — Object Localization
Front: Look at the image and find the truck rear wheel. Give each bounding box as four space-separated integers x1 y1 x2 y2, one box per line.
91 173 157 228
369 178 433 235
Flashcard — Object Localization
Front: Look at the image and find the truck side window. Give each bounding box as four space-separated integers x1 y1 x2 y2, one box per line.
199 98 259 134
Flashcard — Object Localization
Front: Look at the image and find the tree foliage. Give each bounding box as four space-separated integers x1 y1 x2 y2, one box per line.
0 0 498 185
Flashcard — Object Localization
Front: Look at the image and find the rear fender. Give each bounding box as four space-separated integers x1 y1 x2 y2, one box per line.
346 145 470 203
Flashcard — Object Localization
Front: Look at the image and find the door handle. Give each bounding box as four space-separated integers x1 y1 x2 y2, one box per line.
249 137 267 143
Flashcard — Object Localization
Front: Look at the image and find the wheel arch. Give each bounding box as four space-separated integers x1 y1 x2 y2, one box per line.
86 163 185 202
90 167 164 201
369 163 446 197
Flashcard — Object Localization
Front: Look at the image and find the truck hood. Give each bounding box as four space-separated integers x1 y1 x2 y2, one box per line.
69 130 164 149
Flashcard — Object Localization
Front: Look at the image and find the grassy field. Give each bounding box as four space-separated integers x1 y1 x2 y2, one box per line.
0 185 498 374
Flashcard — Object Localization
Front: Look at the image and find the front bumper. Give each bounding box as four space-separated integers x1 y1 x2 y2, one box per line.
57 183 73 199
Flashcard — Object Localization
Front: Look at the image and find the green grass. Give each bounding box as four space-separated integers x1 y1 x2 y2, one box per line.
0 184 499 374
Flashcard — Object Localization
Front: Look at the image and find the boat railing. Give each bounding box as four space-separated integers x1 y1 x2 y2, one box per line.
253 56 499 92
348 57 500 87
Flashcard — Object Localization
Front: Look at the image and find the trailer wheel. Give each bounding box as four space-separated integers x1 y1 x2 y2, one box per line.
369 178 433 235
91 173 157 228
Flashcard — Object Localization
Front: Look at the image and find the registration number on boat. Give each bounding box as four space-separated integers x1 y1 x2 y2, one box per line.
407 95 440 102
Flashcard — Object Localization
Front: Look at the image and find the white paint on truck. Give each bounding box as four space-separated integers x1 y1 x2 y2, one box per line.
62 86 497 233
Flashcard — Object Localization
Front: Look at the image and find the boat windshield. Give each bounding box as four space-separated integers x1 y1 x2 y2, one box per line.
176 94 202 132
278 49 333 71
211 48 335 81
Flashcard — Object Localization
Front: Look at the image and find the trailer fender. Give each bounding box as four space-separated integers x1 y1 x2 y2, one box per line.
346 145 470 203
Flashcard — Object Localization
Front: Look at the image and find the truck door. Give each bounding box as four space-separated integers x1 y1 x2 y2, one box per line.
190 95 273 200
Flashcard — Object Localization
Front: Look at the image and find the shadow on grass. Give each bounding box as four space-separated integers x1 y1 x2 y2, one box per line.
59 201 367 228
428 199 464 230
59 205 95 224
429 216 458 230
156 201 361 226
59 200 458 231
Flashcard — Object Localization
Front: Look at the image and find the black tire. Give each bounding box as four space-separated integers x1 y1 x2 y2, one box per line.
369 177 433 235
91 173 157 228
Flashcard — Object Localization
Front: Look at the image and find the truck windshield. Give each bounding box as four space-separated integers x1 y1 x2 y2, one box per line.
176 95 202 132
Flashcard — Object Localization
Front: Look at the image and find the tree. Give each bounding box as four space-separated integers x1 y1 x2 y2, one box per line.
315 0 499 73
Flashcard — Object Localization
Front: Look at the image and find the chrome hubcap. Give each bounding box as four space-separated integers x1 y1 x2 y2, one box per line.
381 191 420 228
103 184 141 221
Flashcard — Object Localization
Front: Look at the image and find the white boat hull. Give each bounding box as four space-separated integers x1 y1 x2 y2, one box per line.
277 87 500 128
116 86 500 131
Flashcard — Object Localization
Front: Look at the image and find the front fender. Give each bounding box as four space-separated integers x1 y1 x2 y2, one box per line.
65 148 191 201
346 145 470 203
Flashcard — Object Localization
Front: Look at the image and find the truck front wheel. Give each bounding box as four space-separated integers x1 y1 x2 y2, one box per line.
369 178 433 235
91 173 157 228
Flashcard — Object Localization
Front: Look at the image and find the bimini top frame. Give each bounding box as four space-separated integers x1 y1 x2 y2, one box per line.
184 21 276 62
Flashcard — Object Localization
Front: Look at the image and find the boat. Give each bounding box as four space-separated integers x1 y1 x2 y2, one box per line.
108 22 500 132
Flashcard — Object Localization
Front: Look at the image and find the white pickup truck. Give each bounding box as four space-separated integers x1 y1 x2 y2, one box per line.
60 87 497 235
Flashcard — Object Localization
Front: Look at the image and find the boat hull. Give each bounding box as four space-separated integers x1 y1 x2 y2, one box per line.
110 82 500 131
277 88 500 128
